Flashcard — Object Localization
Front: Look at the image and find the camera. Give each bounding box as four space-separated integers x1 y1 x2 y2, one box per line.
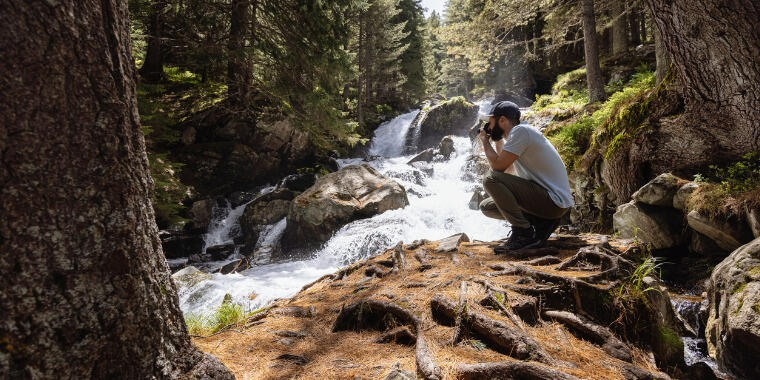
480 121 503 141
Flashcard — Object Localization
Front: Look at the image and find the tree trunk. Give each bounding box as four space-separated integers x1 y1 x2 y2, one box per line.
628 4 641 46
0 1 233 378
138 0 166 83
643 0 760 161
653 23 670 83
581 0 607 102
228 0 251 106
612 0 629 54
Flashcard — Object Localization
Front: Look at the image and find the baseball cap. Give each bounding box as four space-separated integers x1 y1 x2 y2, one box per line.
478 101 521 122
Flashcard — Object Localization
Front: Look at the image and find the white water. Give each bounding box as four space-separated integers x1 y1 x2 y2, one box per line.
177 101 509 316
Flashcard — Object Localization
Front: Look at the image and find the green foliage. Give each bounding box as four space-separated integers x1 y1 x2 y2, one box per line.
185 298 265 337
552 68 588 94
148 153 189 228
615 257 663 306
688 153 760 217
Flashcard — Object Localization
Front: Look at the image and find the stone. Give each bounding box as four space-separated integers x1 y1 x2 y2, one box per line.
172 266 212 289
461 155 490 182
613 201 684 249
190 199 216 231
228 190 258 207
436 233 470 252
406 97 478 151
217 258 250 274
468 190 485 210
160 230 204 259
673 182 699 211
632 173 683 207
283 164 409 249
689 230 728 257
706 237 760 378
205 243 235 261
492 90 533 107
407 148 435 165
687 211 752 252
438 135 455 159
409 161 433 177
279 173 317 192
747 208 760 238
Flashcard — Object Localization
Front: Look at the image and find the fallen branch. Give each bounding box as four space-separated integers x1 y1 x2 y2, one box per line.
451 281 468 345
544 310 632 362
456 361 580 380
415 334 442 380
524 255 562 266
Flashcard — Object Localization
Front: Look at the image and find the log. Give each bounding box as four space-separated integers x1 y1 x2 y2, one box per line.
452 281 468 345
431 295 554 364
456 361 580 380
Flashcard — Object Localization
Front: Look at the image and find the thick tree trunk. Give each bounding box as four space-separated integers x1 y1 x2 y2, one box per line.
581 0 607 102
228 0 251 106
138 0 166 83
611 0 629 54
645 0 760 155
0 1 233 378
653 24 670 83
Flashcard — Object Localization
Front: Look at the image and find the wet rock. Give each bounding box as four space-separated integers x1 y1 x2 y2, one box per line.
283 164 409 250
190 199 216 231
239 188 293 251
407 148 435 165
689 230 727 257
747 207 760 238
706 237 760 379
436 233 470 252
172 266 212 289
205 243 235 261
438 135 455 159
409 161 434 177
468 190 485 210
217 258 250 274
405 239 429 250
461 155 490 182
673 182 699 211
384 169 426 186
407 97 478 151
279 173 316 192
632 173 683 207
160 230 205 259
613 201 684 249
642 276 688 369
228 190 258 207
686 211 752 252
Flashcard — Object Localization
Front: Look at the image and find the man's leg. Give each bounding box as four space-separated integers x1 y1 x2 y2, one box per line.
479 197 505 220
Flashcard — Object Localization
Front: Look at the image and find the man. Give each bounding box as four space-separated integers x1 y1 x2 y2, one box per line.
478 101 574 252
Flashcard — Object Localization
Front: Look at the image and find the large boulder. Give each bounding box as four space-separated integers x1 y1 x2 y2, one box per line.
282 164 409 250
686 211 753 252
438 135 455 159
405 97 478 151
613 201 684 249
239 188 294 255
190 199 216 231
160 230 205 259
706 237 760 378
673 182 699 211
632 173 684 207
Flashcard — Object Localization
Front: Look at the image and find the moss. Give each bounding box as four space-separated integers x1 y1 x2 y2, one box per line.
752 302 760 314
688 153 760 218
749 265 760 278
733 283 748 295
656 325 684 354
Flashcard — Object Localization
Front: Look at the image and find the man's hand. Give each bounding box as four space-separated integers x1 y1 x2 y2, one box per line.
478 126 489 142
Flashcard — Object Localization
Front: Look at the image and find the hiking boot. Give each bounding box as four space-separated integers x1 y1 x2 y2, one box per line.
533 217 561 242
494 225 542 254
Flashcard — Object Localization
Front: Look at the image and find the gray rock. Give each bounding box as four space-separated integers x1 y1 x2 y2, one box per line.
283 164 409 249
468 190 485 210
706 237 760 379
632 173 683 207
686 210 752 252
673 182 699 211
409 161 433 177
436 233 470 252
407 148 435 165
384 363 414 380
438 135 455 159
747 208 760 238
190 199 215 231
160 231 204 259
217 258 250 274
205 243 236 261
613 201 684 249
279 173 317 192
406 97 478 151
689 230 728 257
461 154 490 182
172 266 212 289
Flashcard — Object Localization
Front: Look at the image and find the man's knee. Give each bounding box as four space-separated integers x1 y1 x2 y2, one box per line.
482 170 500 191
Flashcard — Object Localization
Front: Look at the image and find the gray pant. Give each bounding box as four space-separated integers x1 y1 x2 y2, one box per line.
480 170 568 228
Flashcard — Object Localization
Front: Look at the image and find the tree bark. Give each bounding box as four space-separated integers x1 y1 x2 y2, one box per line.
0 1 233 378
138 0 166 83
228 0 251 106
611 0 629 54
644 0 760 155
628 4 641 46
581 0 607 102
653 23 670 84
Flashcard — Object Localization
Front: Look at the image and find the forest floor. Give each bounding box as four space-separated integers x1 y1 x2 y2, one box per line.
194 233 670 379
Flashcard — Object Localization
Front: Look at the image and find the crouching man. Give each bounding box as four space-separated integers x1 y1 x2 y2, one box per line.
478 101 574 253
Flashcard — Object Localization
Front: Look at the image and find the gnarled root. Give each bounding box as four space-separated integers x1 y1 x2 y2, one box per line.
455 361 580 380
430 295 554 364
373 326 416 346
416 334 443 380
557 243 634 283
332 299 420 333
414 250 433 271
544 310 632 362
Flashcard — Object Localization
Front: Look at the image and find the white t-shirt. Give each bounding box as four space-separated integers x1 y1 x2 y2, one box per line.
502 124 575 208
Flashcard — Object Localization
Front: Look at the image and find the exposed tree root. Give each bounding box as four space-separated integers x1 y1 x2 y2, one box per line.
621 364 672 380
332 299 420 333
480 293 526 331
544 310 632 362
557 243 634 282
524 255 563 266
414 250 433 271
430 295 555 364
455 361 580 380
392 242 407 273
365 264 390 278
415 334 443 380
451 281 469 345
496 247 560 259
373 326 416 346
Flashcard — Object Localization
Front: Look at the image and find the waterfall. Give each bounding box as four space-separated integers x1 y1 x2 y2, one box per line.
178 100 508 316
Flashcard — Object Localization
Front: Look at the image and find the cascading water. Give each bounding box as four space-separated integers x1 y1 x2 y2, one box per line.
177 101 509 316
670 294 729 377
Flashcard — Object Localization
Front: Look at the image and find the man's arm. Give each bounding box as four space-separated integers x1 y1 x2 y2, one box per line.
480 131 518 172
